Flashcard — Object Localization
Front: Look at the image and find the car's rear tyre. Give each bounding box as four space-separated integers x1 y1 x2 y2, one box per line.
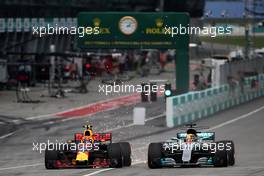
45 145 59 169
213 141 228 167
223 140 235 166
107 143 123 168
120 142 132 167
148 143 162 169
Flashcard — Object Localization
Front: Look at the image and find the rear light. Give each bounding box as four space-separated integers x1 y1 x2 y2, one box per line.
93 133 111 141
85 63 91 69
75 133 83 141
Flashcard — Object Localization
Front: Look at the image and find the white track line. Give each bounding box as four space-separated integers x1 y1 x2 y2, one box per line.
103 113 164 133
83 160 146 176
25 114 57 121
132 160 146 165
82 168 114 176
208 105 264 131
0 132 15 140
145 113 165 122
104 123 135 133
0 163 42 171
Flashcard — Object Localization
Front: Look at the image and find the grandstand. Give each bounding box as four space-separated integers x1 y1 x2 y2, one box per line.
205 0 264 19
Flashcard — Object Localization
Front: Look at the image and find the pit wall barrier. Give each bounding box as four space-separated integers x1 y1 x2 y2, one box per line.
166 74 264 128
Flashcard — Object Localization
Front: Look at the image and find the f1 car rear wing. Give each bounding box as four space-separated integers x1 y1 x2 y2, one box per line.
177 132 215 141
93 133 112 142
74 133 112 143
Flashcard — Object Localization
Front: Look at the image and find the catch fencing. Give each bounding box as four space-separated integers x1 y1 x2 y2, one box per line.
219 58 264 85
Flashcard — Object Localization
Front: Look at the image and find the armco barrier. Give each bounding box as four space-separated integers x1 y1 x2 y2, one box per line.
166 74 264 128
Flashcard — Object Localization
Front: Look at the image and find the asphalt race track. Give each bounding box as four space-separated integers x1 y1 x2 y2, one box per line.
1 97 264 176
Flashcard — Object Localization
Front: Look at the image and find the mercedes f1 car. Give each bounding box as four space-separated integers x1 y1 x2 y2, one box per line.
148 124 235 168
45 125 131 169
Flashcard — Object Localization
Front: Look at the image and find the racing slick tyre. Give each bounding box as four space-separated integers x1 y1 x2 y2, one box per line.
222 140 235 166
148 143 163 169
119 142 132 167
45 145 59 169
107 143 123 168
213 141 228 167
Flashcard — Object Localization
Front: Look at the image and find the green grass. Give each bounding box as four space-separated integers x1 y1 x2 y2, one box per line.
199 36 264 48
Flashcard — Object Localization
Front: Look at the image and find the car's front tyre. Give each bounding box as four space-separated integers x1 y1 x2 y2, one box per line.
107 143 123 168
213 141 229 167
148 143 163 169
45 145 59 169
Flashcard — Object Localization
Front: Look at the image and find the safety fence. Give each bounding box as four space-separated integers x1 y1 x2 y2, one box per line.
219 58 264 85
166 74 264 127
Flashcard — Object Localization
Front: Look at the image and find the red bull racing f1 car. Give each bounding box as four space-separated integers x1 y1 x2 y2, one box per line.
148 124 235 168
45 125 131 169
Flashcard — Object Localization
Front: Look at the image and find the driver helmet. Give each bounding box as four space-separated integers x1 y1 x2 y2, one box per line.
186 133 195 142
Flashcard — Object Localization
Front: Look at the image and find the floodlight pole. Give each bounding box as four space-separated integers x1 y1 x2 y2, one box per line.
159 0 164 12
244 0 251 60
